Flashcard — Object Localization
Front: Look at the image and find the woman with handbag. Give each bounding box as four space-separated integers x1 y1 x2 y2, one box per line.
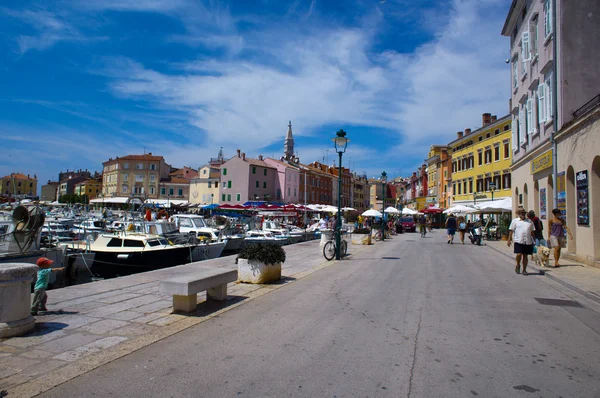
548 208 574 268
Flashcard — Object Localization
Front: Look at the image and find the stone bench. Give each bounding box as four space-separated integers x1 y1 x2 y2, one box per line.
159 268 238 313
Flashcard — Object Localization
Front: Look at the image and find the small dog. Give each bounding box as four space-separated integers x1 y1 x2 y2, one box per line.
534 246 551 267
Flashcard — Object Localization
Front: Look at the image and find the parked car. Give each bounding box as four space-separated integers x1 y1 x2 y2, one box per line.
400 217 416 232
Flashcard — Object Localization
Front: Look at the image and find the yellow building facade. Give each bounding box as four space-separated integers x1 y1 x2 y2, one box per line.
1 173 38 197
74 179 102 200
448 114 512 206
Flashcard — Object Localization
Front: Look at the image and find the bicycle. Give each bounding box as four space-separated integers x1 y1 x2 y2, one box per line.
373 229 383 241
419 224 427 238
323 233 348 261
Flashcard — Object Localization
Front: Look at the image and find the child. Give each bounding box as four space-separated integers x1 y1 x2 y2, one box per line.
31 257 64 315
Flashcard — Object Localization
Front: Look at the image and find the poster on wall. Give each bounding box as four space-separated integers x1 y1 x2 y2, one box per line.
540 188 547 219
557 171 566 217
576 170 589 225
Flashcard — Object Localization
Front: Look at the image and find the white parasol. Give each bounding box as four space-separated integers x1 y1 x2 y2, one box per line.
362 209 382 217
384 206 400 214
401 208 418 215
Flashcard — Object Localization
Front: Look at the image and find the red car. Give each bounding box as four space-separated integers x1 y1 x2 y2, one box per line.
400 217 416 232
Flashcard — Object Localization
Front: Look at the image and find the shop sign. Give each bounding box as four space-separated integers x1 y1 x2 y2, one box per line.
557 172 566 217
530 150 553 174
576 170 589 225
539 188 547 219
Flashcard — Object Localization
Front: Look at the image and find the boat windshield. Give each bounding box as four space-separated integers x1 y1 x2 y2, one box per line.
191 218 207 228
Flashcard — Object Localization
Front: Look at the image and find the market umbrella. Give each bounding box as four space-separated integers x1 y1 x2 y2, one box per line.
362 209 382 217
443 204 475 214
401 208 418 215
384 207 400 214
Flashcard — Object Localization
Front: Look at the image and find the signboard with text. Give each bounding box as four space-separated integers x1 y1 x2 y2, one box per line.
557 172 566 217
576 170 589 225
530 150 553 174
539 188 547 219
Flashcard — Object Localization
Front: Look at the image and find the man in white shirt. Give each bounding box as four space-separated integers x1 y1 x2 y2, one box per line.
507 207 535 275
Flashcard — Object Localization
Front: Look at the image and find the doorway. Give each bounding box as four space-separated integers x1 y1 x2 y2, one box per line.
566 166 576 253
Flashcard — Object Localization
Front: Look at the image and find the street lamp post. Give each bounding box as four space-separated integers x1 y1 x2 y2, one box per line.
381 171 387 241
332 129 349 260
473 191 477 206
210 193 214 217
489 181 496 201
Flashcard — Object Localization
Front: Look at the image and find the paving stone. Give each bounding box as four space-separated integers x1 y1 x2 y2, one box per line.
0 373 32 389
96 293 141 304
4 330 68 349
106 310 144 321
91 295 164 317
0 345 20 353
121 282 160 292
50 315 101 330
148 314 186 327
108 324 158 337
0 352 13 357
78 319 129 334
0 356 39 378
130 313 169 324
19 359 66 377
19 349 53 359
35 333 102 353
53 336 129 362
133 300 173 313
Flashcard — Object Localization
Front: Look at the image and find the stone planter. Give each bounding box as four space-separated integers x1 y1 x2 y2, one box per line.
0 263 39 338
351 233 372 245
237 258 282 284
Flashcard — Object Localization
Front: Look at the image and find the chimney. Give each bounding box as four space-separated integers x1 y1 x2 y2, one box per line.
148 152 152 156
237 149 241 157
242 153 246 161
457 131 464 139
491 115 497 122
465 128 471 135
258 155 263 161
482 113 492 126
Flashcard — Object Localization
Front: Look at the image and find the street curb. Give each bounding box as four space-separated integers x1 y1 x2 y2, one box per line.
8 243 373 397
485 242 600 306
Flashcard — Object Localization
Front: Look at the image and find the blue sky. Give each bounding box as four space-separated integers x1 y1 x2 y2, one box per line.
0 0 511 190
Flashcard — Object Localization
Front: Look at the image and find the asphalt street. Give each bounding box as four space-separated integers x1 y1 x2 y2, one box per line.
40 231 600 398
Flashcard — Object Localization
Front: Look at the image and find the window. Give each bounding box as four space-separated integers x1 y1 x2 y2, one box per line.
227 181 232 189
494 145 500 161
486 133 490 139
169 188 174 195
503 173 512 189
452 183 456 195
512 116 519 152
256 181 259 188
252 167 256 174
504 141 510 159
463 180 467 194
161 187 166 195
135 174 143 182
519 107 525 146
123 174 128 181
150 175 155 182
530 18 538 58
107 238 123 247
469 180 473 194
236 193 241 202
223 168 227 176
208 181 211 188
504 124 510 131
178 188 183 196
512 59 518 89
457 183 461 195
123 163 129 169
526 97 534 135
227 194 231 201
521 31 530 75
444 170 448 178
544 0 552 38
136 163 144 170
263 182 267 189
150 187 155 194
263 169 267 176
124 239 145 248
215 182 218 188
122 185 128 193
203 169 207 175
494 129 499 135
150 164 156 171
222 194 226 201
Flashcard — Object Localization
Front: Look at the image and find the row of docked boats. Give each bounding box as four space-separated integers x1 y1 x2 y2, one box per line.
1 205 322 288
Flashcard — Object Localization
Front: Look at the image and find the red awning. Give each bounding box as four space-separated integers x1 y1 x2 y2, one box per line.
422 205 443 213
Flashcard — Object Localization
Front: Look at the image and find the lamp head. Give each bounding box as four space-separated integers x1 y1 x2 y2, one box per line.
332 129 349 153
381 171 387 183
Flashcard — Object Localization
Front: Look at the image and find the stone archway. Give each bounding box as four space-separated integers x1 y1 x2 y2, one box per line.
523 183 529 211
592 156 600 261
566 166 577 253
534 180 540 215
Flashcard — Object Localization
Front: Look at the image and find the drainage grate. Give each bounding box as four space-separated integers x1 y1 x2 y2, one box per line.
381 257 401 260
534 298 583 308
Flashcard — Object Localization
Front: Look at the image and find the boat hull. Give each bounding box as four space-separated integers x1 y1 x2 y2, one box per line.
90 246 192 277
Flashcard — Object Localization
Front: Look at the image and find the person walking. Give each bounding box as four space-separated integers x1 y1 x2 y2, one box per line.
418 214 427 237
445 213 457 244
548 208 573 268
457 215 467 244
507 207 535 275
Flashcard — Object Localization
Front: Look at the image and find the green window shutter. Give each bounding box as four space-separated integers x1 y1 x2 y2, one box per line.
263 169 267 176
223 168 227 175
263 182 267 188
236 193 241 201
228 181 232 188
252 167 256 174
256 181 259 188
222 194 226 201
227 194 231 201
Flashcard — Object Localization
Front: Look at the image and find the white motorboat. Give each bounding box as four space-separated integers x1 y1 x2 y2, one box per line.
174 214 241 252
244 230 287 246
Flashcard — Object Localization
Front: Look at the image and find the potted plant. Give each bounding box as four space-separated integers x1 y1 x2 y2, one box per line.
236 243 286 284
351 227 372 245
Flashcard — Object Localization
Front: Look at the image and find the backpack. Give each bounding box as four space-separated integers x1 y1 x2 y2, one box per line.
459 222 466 230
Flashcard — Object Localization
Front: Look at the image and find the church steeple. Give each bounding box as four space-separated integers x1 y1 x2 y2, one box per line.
284 120 294 160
